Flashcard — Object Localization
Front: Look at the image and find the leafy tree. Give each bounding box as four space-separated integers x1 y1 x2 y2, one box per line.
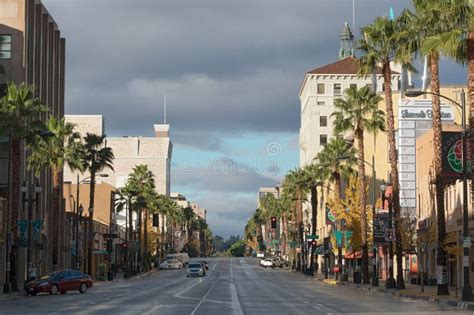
0 83 47 290
27 117 84 268
228 240 246 257
82 133 114 275
332 86 385 284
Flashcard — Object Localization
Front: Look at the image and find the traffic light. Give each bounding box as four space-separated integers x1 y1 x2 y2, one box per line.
153 213 159 227
323 236 329 251
271 216 277 229
122 242 128 253
311 240 317 247
106 239 113 253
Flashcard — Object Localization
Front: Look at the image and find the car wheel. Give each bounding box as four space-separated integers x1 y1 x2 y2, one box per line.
50 284 59 295
60 291 67 295
79 282 88 294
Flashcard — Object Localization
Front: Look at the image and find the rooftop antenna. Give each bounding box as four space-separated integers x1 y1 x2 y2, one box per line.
352 0 355 30
164 94 167 124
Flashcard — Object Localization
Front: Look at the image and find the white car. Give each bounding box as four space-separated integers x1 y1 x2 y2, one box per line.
260 258 274 268
256 252 265 258
187 262 206 277
159 259 183 269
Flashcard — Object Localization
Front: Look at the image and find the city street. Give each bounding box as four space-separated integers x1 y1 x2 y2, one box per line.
0 257 469 315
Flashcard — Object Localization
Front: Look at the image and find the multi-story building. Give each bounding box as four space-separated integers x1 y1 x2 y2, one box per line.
0 0 66 288
190 203 207 221
170 192 190 209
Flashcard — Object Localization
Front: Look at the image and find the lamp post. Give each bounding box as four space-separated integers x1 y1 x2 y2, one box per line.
76 204 84 270
21 180 41 278
380 181 396 289
75 173 108 276
339 155 378 286
406 89 471 300
3 130 53 293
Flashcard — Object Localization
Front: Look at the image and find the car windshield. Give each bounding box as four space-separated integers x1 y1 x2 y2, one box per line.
188 263 201 268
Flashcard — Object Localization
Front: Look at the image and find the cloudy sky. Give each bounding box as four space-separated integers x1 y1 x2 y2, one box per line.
43 0 465 238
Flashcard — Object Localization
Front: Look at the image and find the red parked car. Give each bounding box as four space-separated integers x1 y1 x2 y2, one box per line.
25 269 93 296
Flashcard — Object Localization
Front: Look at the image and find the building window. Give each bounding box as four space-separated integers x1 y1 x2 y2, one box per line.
317 101 325 106
320 116 327 127
0 35 11 60
334 83 341 95
317 84 325 94
350 83 357 89
320 134 327 145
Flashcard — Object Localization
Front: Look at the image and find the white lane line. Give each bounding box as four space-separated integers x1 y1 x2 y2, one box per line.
142 305 161 315
229 282 243 315
190 273 220 315
230 258 234 279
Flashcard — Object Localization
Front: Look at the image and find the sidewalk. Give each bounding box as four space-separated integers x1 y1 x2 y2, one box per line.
308 272 474 311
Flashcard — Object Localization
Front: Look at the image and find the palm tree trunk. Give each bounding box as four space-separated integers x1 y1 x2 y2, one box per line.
356 127 370 284
468 31 474 215
334 172 341 199
383 61 405 289
430 51 449 296
9 138 21 291
297 186 304 272
52 167 61 269
310 185 318 274
137 208 142 272
144 208 148 270
88 171 96 276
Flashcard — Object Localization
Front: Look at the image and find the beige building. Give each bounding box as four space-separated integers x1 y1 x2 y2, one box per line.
63 181 118 279
170 192 190 209
190 203 207 221
1 0 66 287
416 125 474 287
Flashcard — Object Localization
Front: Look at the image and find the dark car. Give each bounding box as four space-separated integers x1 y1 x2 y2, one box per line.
200 260 209 271
25 269 93 296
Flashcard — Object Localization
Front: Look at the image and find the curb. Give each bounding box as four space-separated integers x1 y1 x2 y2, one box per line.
94 269 158 286
315 277 474 311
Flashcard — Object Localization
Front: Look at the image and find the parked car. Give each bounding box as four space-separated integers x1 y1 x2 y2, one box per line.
256 252 265 258
200 260 209 270
260 258 275 268
187 262 206 277
159 259 183 269
25 269 93 296
272 257 283 268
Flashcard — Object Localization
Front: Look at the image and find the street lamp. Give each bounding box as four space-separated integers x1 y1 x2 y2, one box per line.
76 204 84 270
380 180 396 289
3 129 52 294
339 155 378 286
406 89 471 300
75 173 108 274
21 180 42 278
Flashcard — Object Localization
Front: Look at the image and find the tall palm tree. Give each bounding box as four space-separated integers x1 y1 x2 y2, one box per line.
414 0 471 295
183 206 196 242
27 117 84 268
359 12 418 290
127 164 156 271
0 83 47 290
314 136 356 197
332 86 385 284
82 133 114 275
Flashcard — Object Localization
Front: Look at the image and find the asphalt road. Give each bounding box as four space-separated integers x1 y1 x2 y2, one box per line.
0 257 470 314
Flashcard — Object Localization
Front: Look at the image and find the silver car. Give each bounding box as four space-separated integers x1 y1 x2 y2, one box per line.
187 262 206 277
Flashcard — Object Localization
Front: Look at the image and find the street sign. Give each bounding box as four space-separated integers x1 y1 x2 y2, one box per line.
103 233 118 239
384 228 396 242
306 235 319 240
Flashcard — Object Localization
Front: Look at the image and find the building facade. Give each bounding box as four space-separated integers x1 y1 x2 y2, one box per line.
1 0 66 289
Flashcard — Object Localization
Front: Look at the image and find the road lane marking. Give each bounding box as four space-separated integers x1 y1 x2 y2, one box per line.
190 273 220 315
229 282 243 315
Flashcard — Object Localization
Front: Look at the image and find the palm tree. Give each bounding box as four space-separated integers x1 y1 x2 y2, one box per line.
414 0 471 295
0 83 47 290
27 117 84 269
332 86 385 284
359 12 418 290
127 164 156 271
314 136 356 197
82 133 114 275
183 206 196 242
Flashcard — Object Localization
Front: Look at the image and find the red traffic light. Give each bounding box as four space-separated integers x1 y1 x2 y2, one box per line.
271 217 276 222
122 242 128 248
311 240 317 246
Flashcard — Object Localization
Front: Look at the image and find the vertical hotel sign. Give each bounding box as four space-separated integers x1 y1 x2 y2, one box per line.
398 99 454 210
